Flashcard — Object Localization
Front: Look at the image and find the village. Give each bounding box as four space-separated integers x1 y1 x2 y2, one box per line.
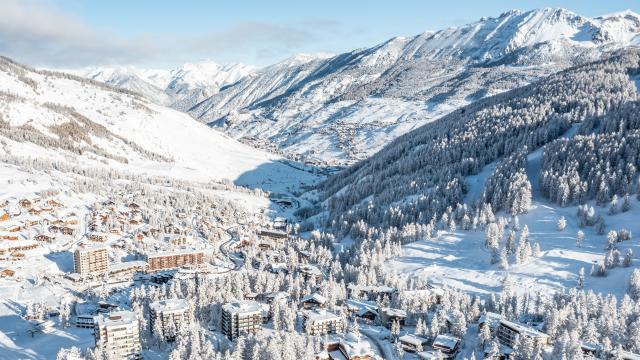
1 188 637 360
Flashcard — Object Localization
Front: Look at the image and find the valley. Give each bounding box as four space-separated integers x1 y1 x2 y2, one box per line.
0 4 640 360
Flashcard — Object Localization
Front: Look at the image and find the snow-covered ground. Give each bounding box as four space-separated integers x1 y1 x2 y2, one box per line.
387 196 640 297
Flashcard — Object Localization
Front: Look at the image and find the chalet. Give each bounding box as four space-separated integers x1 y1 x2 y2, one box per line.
19 199 32 208
299 264 324 283
97 301 119 313
49 225 60 234
580 342 602 358
34 233 55 243
0 232 20 241
64 215 79 225
244 292 258 301
380 307 407 328
11 252 26 260
50 219 65 226
28 207 41 216
40 204 54 213
60 226 75 236
301 293 327 310
88 232 109 242
258 229 289 243
1 269 15 277
323 333 375 360
128 202 140 210
262 291 290 306
399 334 429 352
47 199 62 208
1 221 21 232
23 216 41 227
432 334 461 359
343 299 378 321
497 319 550 349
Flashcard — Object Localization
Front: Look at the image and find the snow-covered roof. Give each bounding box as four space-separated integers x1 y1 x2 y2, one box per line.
94 311 138 328
417 350 445 360
149 298 188 314
500 319 549 338
264 291 289 302
75 243 107 253
89 231 109 237
222 300 268 316
344 298 377 312
305 309 341 322
399 334 429 346
299 264 323 276
433 334 460 350
380 307 407 318
302 292 327 304
339 332 375 358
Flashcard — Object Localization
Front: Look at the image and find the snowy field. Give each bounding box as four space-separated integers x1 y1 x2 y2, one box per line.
388 197 640 297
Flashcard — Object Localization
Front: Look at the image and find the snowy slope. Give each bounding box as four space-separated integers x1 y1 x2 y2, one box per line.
0 57 315 191
387 197 640 297
187 8 640 165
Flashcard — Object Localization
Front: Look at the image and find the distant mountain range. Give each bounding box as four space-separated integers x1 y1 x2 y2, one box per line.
70 8 640 165
73 60 255 112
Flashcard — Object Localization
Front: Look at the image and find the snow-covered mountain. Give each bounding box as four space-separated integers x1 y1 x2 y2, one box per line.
0 56 311 190
187 8 640 165
76 60 255 111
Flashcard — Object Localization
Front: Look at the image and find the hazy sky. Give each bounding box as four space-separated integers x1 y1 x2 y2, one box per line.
2 0 638 69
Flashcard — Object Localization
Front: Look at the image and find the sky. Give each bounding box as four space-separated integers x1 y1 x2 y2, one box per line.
1 0 638 69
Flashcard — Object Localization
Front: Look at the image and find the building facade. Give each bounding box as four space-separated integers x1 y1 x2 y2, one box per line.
497 319 550 348
304 309 344 336
73 245 108 276
94 311 141 360
145 249 204 272
221 300 266 340
149 298 188 340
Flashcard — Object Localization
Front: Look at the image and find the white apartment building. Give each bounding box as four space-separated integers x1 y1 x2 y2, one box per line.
149 298 188 340
94 311 141 360
221 300 268 340
304 309 344 336
74 244 108 276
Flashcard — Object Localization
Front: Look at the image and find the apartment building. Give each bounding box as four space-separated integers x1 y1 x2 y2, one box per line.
73 245 108 276
221 300 267 340
145 249 204 272
94 311 141 360
149 298 188 340
497 319 550 348
304 309 344 336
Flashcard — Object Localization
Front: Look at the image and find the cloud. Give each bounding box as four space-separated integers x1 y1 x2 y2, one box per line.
0 0 341 67
185 20 339 63
0 0 162 67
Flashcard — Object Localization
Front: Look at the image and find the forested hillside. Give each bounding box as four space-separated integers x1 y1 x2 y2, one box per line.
314 49 640 239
